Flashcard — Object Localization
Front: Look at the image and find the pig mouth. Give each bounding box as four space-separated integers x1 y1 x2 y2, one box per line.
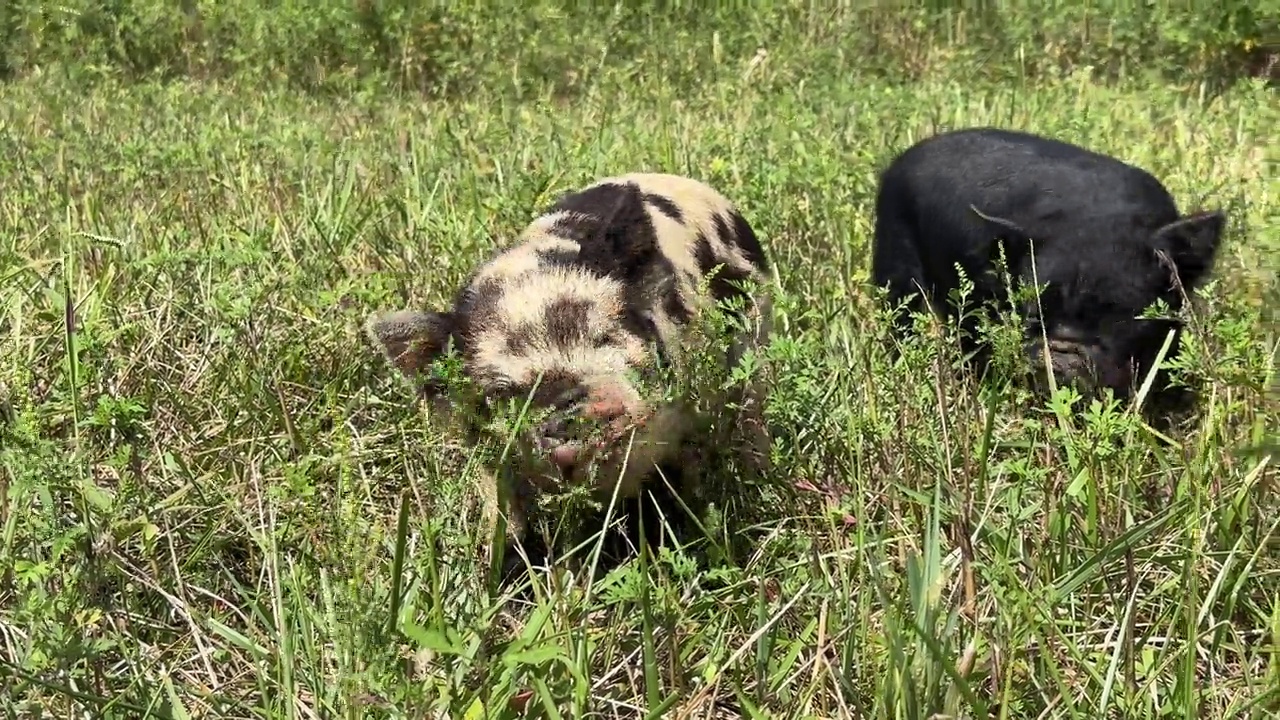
533 412 652 483
1026 340 1133 398
1025 339 1099 394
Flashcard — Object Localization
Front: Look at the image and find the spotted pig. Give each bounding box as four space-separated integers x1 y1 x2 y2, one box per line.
366 172 773 574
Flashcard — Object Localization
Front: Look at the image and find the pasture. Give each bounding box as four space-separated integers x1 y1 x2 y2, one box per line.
1 5 1277 719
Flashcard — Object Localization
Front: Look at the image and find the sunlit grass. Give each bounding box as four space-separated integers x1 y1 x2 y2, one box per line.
0 8 1277 719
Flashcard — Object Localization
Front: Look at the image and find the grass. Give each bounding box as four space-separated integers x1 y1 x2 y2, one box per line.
1 6 1278 719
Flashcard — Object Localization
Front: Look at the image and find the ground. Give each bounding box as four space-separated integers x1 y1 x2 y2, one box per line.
0 6 1278 720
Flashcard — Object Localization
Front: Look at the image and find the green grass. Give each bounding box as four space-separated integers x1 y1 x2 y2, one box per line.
1 5 1278 719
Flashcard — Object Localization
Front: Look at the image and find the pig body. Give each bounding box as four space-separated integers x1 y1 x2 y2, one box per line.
871 127 1225 402
367 173 772 577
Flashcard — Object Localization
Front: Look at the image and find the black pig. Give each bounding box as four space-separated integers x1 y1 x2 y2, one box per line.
871 126 1225 403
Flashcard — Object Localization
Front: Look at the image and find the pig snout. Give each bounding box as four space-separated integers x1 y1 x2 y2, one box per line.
537 385 634 471
1026 336 1102 395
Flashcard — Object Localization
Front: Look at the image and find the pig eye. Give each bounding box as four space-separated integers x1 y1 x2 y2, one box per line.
482 383 527 409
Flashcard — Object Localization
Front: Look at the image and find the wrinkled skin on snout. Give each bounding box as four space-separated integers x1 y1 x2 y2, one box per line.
529 385 605 474
1008 252 1195 403
508 377 695 502
1021 320 1135 399
513 380 644 485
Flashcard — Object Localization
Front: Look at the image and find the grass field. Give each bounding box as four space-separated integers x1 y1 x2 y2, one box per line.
1 5 1278 719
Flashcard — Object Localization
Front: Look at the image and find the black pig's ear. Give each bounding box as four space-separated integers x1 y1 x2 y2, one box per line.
1151 210 1226 290
364 309 455 378
971 205 1035 269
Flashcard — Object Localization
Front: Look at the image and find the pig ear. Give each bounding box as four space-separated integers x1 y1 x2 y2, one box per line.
364 309 455 378
1151 210 1225 290
971 205 1034 268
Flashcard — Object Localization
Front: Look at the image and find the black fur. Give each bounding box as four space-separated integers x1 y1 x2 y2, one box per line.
696 225 756 307
721 208 769 273
548 183 666 282
871 126 1225 406
543 296 596 347
642 192 685 224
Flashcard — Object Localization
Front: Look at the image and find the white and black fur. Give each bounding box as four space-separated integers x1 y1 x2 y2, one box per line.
366 172 772 574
